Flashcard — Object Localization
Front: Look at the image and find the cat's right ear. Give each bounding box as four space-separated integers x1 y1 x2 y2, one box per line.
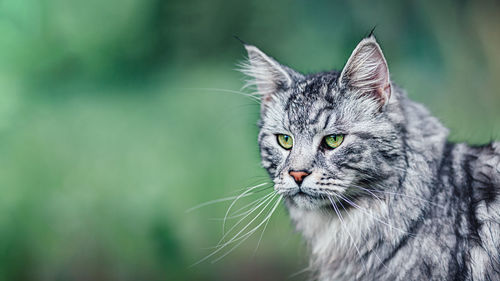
240 45 301 102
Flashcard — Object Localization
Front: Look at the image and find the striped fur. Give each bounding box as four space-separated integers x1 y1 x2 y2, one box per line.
241 35 500 280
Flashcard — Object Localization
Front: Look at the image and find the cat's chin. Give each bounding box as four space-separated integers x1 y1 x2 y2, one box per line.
285 192 330 210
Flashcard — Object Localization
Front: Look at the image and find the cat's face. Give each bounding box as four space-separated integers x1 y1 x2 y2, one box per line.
243 36 404 210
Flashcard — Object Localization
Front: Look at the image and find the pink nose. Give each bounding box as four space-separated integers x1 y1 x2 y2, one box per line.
289 171 310 185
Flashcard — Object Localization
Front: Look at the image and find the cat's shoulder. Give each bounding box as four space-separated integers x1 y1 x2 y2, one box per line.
449 141 500 219
467 142 500 279
463 141 500 203
470 142 500 189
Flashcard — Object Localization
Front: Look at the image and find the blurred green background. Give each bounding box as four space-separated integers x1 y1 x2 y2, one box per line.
0 0 499 280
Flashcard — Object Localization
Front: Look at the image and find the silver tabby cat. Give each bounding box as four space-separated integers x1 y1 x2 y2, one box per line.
240 35 500 280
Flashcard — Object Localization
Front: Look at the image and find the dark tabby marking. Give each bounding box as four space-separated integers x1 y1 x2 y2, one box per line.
240 35 500 281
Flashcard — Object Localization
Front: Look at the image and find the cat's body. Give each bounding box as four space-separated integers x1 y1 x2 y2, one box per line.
241 36 500 280
288 87 500 281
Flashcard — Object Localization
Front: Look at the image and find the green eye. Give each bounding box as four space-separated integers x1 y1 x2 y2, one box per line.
277 134 293 150
324 134 344 149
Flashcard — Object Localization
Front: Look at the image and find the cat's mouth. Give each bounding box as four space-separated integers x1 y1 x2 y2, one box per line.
277 187 319 198
282 188 333 209
282 187 356 210
293 190 315 199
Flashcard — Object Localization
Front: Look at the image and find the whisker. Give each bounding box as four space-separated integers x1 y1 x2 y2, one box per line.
218 192 276 247
336 193 414 236
231 184 273 196
231 194 270 215
192 194 280 266
336 197 389 271
328 195 367 272
211 231 252 263
209 195 272 221
222 182 271 236
345 184 385 204
219 193 278 247
287 265 312 279
345 180 445 210
367 187 445 210
253 195 280 255
186 192 256 213
215 192 275 247
211 195 282 263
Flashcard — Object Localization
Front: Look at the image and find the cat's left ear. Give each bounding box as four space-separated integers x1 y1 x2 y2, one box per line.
339 36 392 109
241 45 302 101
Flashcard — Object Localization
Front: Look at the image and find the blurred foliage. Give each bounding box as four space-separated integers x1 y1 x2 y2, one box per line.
0 0 499 280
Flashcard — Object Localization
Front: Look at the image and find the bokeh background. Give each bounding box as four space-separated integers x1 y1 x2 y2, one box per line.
0 0 499 280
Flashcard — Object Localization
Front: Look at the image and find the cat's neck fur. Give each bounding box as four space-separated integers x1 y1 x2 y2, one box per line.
286 86 450 280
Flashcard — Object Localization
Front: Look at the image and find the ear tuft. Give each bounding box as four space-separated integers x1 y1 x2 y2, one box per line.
339 36 392 108
239 45 299 101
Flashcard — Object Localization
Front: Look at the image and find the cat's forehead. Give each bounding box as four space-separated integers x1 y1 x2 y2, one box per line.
261 71 370 135
284 72 342 131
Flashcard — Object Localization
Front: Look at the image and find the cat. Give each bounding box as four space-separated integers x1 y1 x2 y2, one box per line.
239 35 500 281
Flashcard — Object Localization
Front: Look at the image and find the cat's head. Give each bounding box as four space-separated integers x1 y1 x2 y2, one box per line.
241 36 405 210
